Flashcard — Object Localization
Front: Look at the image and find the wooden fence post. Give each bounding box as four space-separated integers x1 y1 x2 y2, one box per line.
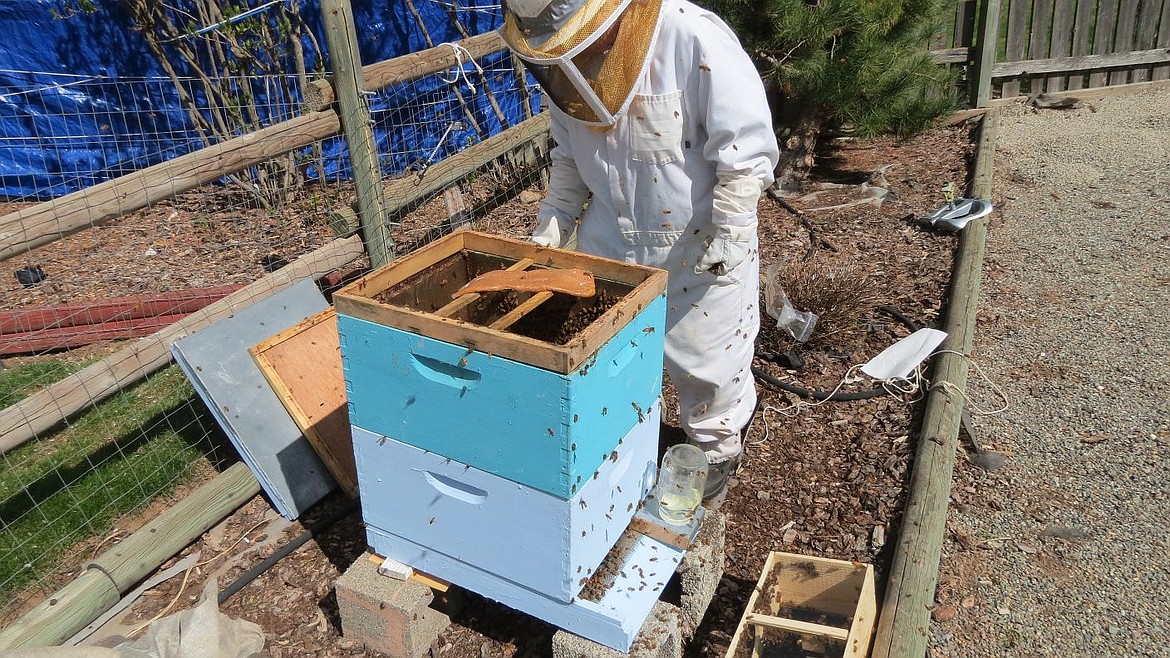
322 0 393 268
971 0 1003 107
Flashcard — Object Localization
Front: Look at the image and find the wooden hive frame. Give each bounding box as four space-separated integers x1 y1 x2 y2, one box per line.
332 231 668 374
726 551 877 658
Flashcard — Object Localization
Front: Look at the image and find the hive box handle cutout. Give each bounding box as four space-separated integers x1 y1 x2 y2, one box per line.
422 470 489 504
411 353 482 390
607 339 641 378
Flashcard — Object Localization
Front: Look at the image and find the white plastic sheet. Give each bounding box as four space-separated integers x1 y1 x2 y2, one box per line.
860 328 948 380
112 583 264 658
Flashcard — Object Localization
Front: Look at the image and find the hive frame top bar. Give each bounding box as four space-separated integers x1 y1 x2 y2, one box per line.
333 231 668 374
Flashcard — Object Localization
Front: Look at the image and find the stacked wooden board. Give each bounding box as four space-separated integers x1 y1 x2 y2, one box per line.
171 279 336 520
0 284 241 355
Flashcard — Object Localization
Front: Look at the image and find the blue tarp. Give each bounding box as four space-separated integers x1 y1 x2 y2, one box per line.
0 0 526 200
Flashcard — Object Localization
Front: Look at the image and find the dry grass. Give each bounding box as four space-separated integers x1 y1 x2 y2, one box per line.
765 257 880 348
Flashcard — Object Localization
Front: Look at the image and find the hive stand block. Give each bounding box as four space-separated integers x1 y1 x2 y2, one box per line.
553 601 683 658
335 553 459 658
677 510 726 638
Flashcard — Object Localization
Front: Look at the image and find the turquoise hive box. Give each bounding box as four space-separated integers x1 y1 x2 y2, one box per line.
333 231 667 499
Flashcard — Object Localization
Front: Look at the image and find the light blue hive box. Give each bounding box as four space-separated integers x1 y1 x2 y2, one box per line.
353 400 707 652
333 231 668 499
352 401 661 603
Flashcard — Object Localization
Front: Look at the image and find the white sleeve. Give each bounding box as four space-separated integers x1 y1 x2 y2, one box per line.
537 113 590 227
693 14 779 226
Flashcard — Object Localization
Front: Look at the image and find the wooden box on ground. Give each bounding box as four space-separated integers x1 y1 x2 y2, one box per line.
333 230 667 498
726 552 876 658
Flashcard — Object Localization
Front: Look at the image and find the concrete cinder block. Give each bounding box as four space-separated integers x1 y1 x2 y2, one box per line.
677 510 726 638
335 555 456 658
552 601 682 658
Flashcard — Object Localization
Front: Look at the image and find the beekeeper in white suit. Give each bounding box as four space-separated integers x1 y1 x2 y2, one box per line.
500 0 778 501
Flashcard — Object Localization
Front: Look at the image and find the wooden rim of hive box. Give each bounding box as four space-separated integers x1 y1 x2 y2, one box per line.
332 230 669 374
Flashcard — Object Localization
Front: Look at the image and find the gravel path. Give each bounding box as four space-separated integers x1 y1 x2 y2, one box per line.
930 87 1170 657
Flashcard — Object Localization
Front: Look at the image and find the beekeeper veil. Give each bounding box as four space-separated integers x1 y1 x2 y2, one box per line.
501 0 663 127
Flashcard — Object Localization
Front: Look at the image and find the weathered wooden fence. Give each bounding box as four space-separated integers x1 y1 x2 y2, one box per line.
0 2 548 634
934 0 1170 105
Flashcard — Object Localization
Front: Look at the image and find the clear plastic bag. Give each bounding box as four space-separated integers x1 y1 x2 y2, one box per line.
764 263 819 342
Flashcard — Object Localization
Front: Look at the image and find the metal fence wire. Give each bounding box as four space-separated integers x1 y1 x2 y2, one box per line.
0 0 547 626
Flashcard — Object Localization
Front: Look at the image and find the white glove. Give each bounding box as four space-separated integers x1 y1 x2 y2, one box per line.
531 213 575 248
694 222 756 276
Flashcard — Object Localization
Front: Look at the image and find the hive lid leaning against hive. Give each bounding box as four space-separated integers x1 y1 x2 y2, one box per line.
331 230 667 374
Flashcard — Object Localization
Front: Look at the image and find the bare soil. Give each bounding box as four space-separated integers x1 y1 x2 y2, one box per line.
8 119 978 657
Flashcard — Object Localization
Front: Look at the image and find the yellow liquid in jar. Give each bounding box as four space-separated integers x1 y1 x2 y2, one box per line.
658 490 701 525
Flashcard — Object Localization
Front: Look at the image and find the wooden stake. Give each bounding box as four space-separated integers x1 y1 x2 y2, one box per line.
0 463 260 650
970 0 1002 108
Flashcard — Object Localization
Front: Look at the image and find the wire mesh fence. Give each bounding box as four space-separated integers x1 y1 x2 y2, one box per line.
0 0 548 627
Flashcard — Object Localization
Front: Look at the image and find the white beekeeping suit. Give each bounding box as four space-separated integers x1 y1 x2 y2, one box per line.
501 0 778 496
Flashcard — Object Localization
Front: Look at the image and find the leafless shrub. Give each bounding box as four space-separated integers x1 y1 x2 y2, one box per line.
765 258 880 348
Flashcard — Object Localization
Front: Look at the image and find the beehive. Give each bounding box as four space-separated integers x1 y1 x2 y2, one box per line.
334 231 667 498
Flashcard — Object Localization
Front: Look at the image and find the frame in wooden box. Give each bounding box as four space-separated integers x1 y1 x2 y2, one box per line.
726 551 877 658
332 231 668 374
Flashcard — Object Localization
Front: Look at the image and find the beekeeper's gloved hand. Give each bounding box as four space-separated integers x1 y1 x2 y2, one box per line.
695 223 756 275
695 176 762 275
531 212 575 248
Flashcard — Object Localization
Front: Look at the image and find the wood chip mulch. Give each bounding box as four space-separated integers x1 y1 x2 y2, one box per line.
5 119 979 657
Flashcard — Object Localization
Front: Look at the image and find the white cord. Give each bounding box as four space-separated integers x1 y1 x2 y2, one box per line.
927 349 1010 415
440 42 486 93
748 348 1010 450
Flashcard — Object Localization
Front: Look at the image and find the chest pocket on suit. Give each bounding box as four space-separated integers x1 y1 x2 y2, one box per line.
629 91 684 165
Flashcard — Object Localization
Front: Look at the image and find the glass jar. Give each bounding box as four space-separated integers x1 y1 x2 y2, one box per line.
656 444 708 525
